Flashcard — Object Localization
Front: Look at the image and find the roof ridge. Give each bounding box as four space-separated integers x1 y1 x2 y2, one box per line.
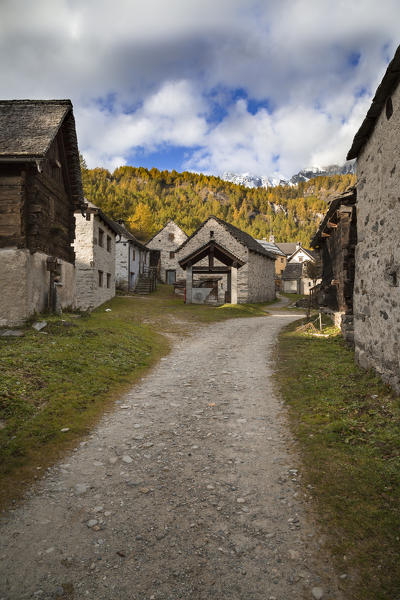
0 99 72 105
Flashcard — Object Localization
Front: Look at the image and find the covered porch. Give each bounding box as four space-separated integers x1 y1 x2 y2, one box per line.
178 240 245 305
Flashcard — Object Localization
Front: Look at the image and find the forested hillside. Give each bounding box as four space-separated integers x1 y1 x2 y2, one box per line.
81 164 356 245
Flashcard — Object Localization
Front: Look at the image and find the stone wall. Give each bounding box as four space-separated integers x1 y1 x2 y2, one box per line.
0 248 75 326
115 236 149 291
247 251 276 302
74 213 115 311
354 81 400 392
146 221 188 282
176 217 275 303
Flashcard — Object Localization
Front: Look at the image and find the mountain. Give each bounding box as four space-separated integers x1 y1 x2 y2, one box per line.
222 161 356 189
81 165 356 246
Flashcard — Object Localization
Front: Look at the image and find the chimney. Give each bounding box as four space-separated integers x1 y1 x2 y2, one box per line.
296 241 302 250
269 234 275 243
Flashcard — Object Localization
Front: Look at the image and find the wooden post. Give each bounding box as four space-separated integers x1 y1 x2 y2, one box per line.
186 265 193 304
319 312 322 331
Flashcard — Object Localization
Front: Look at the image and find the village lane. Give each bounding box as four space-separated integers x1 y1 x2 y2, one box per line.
0 308 343 600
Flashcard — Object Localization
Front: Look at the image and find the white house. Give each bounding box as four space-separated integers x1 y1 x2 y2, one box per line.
74 201 119 311
114 221 150 292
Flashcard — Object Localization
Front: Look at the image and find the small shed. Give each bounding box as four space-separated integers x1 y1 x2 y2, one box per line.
176 216 276 304
0 99 84 326
310 188 357 343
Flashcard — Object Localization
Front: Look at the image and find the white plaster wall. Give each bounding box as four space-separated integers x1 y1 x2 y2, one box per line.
146 221 188 282
353 81 400 392
115 236 149 291
74 213 116 310
115 236 129 291
0 248 75 326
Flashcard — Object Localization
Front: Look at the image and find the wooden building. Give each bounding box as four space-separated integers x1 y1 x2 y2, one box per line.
310 188 357 343
0 100 84 326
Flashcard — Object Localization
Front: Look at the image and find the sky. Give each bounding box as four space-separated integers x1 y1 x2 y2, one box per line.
0 0 398 178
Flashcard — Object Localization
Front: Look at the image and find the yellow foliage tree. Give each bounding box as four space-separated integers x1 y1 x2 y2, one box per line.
127 203 156 241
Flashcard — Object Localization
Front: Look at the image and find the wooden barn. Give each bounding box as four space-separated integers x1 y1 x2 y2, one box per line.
310 187 357 343
0 99 84 326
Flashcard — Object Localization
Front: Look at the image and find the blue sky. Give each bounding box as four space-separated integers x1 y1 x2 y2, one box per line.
0 0 398 178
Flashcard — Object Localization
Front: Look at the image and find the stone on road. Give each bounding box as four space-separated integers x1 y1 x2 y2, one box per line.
0 311 343 599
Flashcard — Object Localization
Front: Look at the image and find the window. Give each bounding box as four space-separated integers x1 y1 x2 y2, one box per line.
98 270 103 287
106 273 111 288
107 235 111 252
170 251 175 259
98 228 104 247
168 233 175 241
298 256 303 262
210 230 214 238
280 257 285 264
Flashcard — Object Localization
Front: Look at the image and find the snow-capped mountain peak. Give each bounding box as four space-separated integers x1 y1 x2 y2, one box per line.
222 161 355 189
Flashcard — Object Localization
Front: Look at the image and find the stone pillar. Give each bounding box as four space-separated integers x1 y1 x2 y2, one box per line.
231 266 238 304
186 265 192 303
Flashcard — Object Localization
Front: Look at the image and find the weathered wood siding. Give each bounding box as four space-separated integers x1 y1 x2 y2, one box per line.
0 166 25 248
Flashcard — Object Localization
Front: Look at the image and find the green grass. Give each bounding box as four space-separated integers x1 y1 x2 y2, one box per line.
275 320 400 600
0 285 270 506
280 292 307 302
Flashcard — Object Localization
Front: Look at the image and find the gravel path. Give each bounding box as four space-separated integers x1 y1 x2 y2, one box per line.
0 307 343 600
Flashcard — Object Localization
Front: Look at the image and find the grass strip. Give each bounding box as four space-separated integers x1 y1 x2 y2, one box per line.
275 320 400 600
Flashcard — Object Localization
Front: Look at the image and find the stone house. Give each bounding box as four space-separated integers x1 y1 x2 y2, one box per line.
114 221 150 292
74 201 119 311
176 216 276 304
310 188 357 344
256 236 286 277
347 45 400 392
0 99 84 326
146 221 188 284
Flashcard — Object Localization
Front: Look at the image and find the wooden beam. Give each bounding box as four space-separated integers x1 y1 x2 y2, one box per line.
327 221 338 228
322 232 331 238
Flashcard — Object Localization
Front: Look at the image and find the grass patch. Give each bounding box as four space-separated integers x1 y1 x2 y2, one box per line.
0 285 270 507
275 320 400 600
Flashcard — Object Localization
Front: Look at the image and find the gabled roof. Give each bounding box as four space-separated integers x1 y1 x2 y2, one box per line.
0 99 84 208
347 45 400 159
275 242 298 256
311 187 356 248
177 216 276 260
145 219 188 246
288 246 316 263
256 239 286 256
179 239 245 269
281 263 303 280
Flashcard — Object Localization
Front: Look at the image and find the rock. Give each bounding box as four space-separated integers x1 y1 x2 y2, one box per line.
105 308 111 312
32 321 47 331
45 547 55 554
87 519 98 528
312 587 324 600
109 457 118 465
122 455 133 464
236 497 246 504
74 483 89 495
139 487 150 494
0 329 24 337
93 506 103 513
60 428 70 433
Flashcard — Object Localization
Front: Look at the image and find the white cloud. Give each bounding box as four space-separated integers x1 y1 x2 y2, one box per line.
0 0 399 176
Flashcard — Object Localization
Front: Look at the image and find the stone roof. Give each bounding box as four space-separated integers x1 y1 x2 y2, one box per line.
281 263 303 280
177 216 276 260
347 45 400 160
256 239 286 256
0 99 84 209
275 242 298 256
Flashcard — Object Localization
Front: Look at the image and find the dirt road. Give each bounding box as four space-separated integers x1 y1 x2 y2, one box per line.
0 308 342 600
